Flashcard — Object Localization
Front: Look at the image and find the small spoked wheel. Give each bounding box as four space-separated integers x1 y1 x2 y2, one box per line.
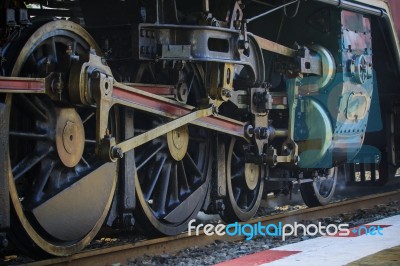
300 168 337 207
219 137 264 223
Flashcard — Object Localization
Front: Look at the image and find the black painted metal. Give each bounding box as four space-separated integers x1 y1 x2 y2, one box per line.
216 136 226 198
119 108 136 216
0 101 10 230
32 163 117 241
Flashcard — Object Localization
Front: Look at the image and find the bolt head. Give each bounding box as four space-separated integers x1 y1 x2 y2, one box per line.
112 147 124 159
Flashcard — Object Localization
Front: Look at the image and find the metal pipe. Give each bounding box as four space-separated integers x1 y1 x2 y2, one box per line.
275 129 288 138
313 0 384 17
247 0 299 23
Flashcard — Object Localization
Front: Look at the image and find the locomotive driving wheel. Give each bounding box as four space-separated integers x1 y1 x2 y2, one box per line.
219 137 264 223
3 20 117 257
132 63 211 235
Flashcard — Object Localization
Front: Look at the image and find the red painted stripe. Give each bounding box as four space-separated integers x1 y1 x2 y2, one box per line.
0 78 45 91
126 84 175 95
333 224 391 237
112 86 244 136
214 250 301 266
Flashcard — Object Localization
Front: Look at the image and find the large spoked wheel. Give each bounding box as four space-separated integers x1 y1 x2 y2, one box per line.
220 137 264 223
132 64 211 235
4 20 117 257
300 168 337 207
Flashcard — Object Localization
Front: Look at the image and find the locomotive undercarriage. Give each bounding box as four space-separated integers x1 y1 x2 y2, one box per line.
0 0 400 257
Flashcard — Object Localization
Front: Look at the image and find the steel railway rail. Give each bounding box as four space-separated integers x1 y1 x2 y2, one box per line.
19 189 400 266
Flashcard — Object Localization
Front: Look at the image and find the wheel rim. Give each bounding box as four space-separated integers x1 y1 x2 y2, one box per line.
221 137 264 223
312 168 337 199
300 167 337 207
132 64 211 235
5 20 117 256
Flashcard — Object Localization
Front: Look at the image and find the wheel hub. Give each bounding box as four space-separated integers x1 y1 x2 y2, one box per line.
167 125 189 161
55 108 85 168
245 163 259 190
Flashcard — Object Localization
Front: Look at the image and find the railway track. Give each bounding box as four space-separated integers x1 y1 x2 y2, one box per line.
24 189 400 266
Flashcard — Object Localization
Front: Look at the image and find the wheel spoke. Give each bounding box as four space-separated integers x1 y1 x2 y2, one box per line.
231 166 244 180
47 37 58 64
9 131 48 140
81 157 90 168
85 139 96 144
177 160 190 192
136 143 165 170
168 163 179 204
30 161 55 204
232 151 241 165
27 54 38 72
143 155 167 201
238 190 248 209
183 152 202 178
233 187 241 203
82 112 95 124
13 148 51 182
187 72 195 95
71 41 77 55
17 95 47 121
153 161 171 215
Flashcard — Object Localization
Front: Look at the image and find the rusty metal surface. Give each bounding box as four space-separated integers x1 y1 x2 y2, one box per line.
28 190 400 266
314 0 400 72
387 0 400 40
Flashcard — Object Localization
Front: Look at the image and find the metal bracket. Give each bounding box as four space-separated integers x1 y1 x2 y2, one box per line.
278 77 300 164
208 62 235 106
287 78 299 141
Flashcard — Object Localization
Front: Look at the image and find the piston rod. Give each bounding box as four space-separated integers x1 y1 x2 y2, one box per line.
112 107 213 158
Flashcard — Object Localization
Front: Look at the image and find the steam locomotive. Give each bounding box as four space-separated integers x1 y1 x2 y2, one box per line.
0 0 399 257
